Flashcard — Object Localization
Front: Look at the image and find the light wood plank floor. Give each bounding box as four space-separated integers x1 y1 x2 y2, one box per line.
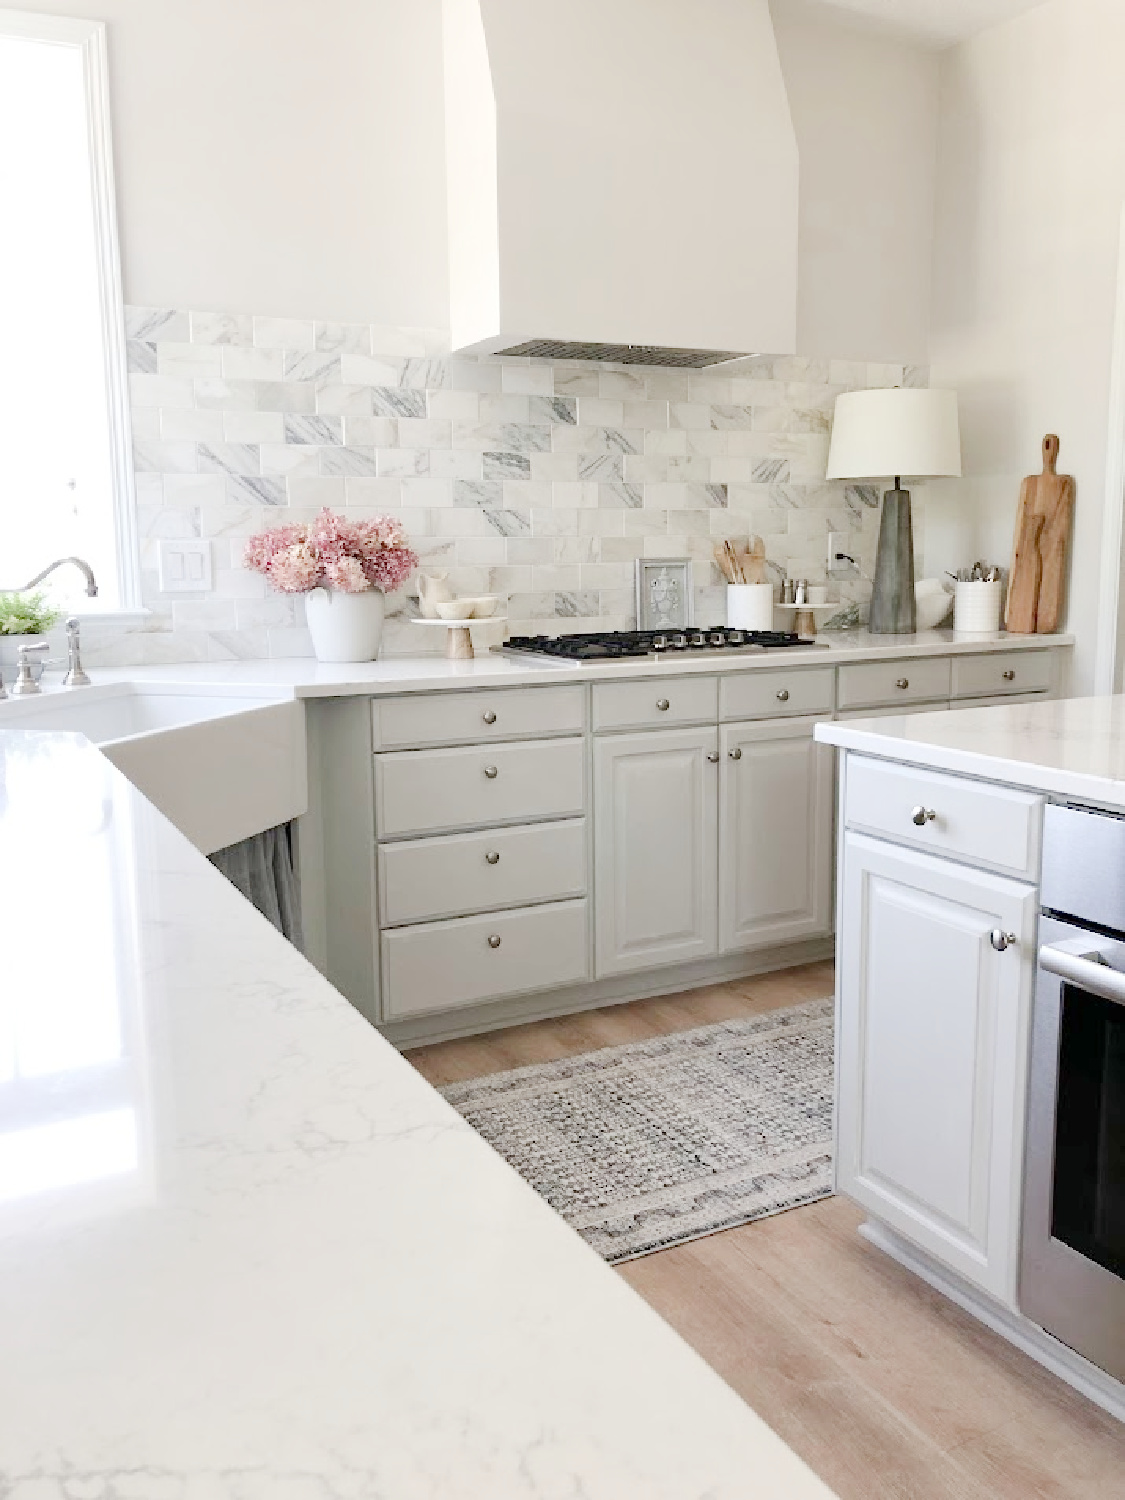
406 962 1125 1498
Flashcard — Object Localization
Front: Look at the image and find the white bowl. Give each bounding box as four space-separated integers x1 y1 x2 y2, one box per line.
914 579 954 630
460 595 499 619
435 600 476 621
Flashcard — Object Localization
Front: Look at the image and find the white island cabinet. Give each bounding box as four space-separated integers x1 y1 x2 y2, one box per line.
816 695 1125 1421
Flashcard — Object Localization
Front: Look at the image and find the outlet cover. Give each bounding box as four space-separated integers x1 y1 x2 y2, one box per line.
158 539 212 593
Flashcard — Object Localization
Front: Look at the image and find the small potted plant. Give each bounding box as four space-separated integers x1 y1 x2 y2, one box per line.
0 591 62 683
243 508 417 662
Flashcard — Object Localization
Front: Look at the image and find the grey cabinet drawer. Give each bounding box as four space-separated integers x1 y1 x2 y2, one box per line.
951 651 1051 700
844 754 1041 878
837 657 951 711
381 899 590 1019
592 675 718 732
375 737 585 839
720 666 835 722
372 684 586 749
378 818 587 926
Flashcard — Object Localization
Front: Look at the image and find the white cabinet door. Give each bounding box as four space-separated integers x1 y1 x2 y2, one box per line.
837 831 1037 1305
594 727 718 977
719 716 833 953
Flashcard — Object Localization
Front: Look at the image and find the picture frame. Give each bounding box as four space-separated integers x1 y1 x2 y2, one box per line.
635 558 693 631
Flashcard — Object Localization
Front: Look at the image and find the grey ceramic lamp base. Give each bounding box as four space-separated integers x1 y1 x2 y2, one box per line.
868 486 917 633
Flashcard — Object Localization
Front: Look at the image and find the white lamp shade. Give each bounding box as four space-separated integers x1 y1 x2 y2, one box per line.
826 388 962 481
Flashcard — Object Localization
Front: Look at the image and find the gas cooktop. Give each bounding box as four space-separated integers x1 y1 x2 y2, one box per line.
500 628 820 661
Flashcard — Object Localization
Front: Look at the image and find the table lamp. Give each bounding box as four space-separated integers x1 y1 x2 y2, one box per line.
826 388 962 633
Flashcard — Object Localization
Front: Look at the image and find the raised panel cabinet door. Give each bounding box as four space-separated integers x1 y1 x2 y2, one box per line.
594 727 718 977
719 717 833 953
836 831 1037 1305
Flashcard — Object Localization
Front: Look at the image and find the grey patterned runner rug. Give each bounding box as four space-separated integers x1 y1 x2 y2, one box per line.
440 998 834 1263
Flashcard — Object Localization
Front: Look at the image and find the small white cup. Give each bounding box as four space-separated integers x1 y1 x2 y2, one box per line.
807 584 828 606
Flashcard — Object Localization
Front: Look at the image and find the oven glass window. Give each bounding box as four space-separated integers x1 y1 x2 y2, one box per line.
1052 985 1125 1278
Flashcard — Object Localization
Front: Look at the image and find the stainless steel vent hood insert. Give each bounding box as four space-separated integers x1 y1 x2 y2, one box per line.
442 0 799 362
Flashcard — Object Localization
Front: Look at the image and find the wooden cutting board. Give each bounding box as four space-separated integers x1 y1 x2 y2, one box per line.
1005 434 1075 634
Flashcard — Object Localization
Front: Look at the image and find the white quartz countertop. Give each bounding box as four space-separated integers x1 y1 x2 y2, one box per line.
817 693 1125 809
0 729 834 1497
86 626 1071 700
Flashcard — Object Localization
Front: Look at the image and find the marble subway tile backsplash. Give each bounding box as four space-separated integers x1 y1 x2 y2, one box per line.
95 306 927 665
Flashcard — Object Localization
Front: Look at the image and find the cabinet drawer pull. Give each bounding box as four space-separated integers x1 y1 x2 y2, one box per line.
488 933 502 949
896 677 910 690
707 751 720 763
656 698 670 712
729 747 742 761
482 709 497 724
485 850 500 865
911 805 937 826
989 929 1017 953
776 688 790 702
1002 669 1016 682
483 765 499 779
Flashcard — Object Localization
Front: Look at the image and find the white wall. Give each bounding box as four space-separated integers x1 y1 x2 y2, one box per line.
13 0 450 328
927 0 1125 692
771 0 940 365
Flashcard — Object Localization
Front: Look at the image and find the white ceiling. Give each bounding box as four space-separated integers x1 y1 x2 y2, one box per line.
784 0 1051 48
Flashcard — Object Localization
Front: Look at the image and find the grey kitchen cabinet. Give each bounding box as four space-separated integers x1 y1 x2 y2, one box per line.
719 716 834 954
594 725 719 977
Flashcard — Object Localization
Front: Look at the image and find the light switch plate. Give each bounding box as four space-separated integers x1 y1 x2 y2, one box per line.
158 539 213 593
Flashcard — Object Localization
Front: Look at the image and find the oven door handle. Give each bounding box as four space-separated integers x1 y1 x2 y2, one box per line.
1038 943 1125 1009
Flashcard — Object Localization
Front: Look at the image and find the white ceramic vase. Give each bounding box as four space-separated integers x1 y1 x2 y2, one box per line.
304 587 385 662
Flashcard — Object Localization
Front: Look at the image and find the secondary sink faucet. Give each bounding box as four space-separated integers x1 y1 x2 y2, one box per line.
1 556 99 597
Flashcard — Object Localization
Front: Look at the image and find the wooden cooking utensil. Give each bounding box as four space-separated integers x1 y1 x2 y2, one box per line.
1005 434 1075 634
744 535 768 585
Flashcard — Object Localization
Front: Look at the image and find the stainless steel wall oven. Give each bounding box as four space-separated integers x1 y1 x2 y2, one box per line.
1022 802 1125 1381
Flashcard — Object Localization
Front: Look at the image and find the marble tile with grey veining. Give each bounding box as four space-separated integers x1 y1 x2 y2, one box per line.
552 366 600 396
598 481 644 509
453 422 553 455
752 458 790 484
579 454 623 483
684 483 729 509
190 311 254 345
399 358 450 390
125 306 190 342
284 415 343 445
284 350 342 386
555 589 601 616
667 456 713 481
483 451 532 480
483 508 531 536
454 480 504 508
127 339 158 373
315 321 372 355
903 365 929 388
530 395 577 425
319 446 377 477
344 415 398 447
753 406 830 434
845 483 881 510
710 404 755 430
251 381 318 414
133 439 197 474
226 474 287 507
197 442 261 477
369 386 428 419
378 449 430 478
315 384 374 417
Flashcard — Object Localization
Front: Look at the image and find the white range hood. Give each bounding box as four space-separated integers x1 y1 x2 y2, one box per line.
441 0 799 365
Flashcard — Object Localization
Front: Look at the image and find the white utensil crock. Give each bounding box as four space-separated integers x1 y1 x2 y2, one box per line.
304 587 385 662
953 580 1001 634
726 583 774 631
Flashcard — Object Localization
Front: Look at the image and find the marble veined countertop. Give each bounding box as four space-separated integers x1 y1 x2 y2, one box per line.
0 729 834 1498
817 694 1125 809
74 626 1071 700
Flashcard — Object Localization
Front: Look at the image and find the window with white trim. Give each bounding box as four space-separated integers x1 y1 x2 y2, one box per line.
0 10 137 610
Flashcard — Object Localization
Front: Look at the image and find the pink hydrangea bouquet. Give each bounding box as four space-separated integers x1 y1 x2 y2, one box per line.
243 508 417 595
